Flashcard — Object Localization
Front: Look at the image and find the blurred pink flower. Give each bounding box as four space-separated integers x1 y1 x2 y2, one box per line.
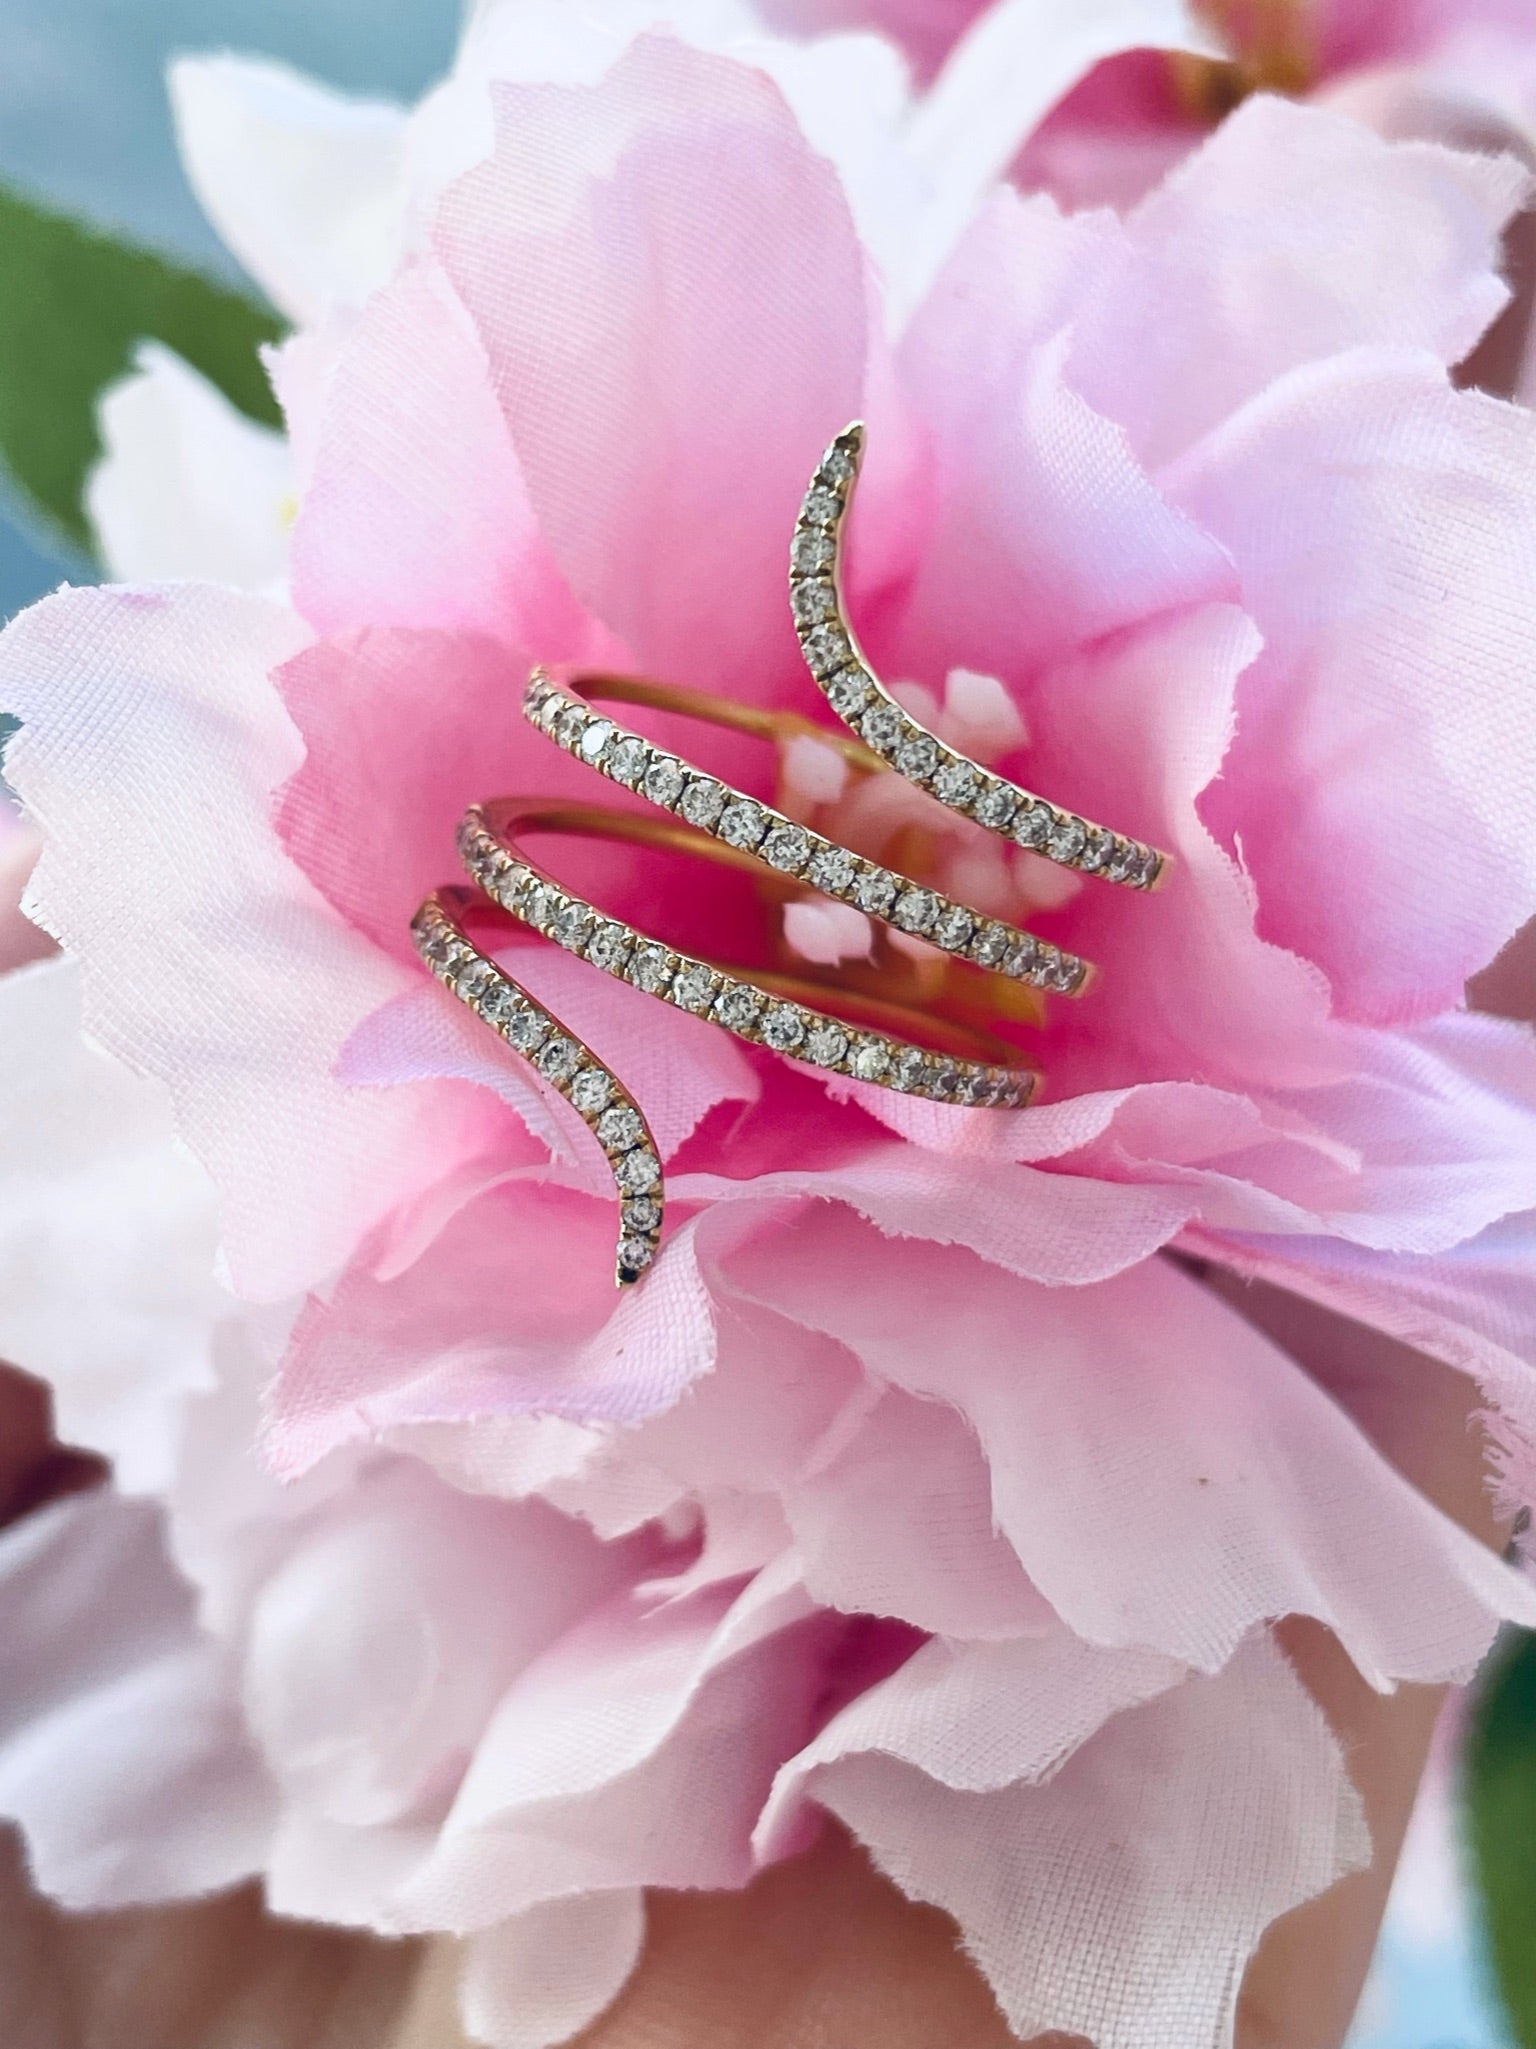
3 25 1536 2049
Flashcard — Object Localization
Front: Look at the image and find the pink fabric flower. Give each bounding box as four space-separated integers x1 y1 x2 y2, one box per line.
3 24 1536 2048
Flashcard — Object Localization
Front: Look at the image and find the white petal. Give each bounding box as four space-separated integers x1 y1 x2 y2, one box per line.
0 1491 272 1908
462 1893 645 2049
0 956 219 1491
169 55 407 322
88 343 292 593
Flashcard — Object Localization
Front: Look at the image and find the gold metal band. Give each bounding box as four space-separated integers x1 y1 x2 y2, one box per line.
526 668 1094 997
790 424 1170 891
412 423 1170 1286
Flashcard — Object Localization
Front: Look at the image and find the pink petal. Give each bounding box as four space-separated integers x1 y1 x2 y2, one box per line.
1070 94 1529 469
736 1204 1536 1682
433 36 867 704
389 1568 830 1933
892 190 1233 686
266 1186 719 1477
342 942 761 1167
289 260 601 657
1169 347 1536 1021
807 1635 1367 2049
0 586 472 1300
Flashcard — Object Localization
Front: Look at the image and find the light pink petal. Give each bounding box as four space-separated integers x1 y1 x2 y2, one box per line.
290 260 601 656
0 958 219 1492
266 1187 719 1477
1193 1207 1536 1524
0 1492 273 1908
342 942 760 1166
809 1635 1368 2049
735 1205 1536 1682
243 1462 640 1830
892 190 1233 685
462 1894 645 2049
433 36 867 704
0 586 473 1300
1168 347 1536 1021
1070 94 1529 469
757 1628 1186 1860
987 602 1344 1100
785 1388 1054 1639
678 1140 1198 1285
390 1568 829 1933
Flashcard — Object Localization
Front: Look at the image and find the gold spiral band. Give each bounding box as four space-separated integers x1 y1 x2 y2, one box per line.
413 425 1168 1285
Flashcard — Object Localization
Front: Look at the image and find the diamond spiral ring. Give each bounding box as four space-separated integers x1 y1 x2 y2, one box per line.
412 427 1168 1286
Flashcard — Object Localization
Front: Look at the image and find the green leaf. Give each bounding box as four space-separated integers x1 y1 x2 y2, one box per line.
1465 1627 1536 2044
0 182 285 555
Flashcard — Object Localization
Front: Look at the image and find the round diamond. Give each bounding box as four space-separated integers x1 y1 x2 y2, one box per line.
974 782 1019 832
643 755 686 808
1003 934 1039 979
971 920 1012 969
680 778 727 829
803 624 850 674
1130 845 1159 888
538 1035 580 1082
418 921 453 966
480 980 519 1028
924 1061 962 1100
629 944 674 994
1103 840 1134 883
672 963 717 1012
506 1007 549 1054
762 1004 807 1053
802 486 840 526
895 733 940 783
586 921 633 973
889 1046 927 1091
819 444 856 487
762 823 811 873
850 1037 890 1082
826 666 871 716
617 1237 654 1278
855 869 897 917
454 958 496 1004
860 704 903 753
570 1068 613 1115
1046 814 1087 864
791 580 838 628
1013 802 1053 850
714 983 763 1031
1079 826 1110 874
808 845 857 896
893 888 938 935
555 704 586 749
578 717 614 763
792 528 835 576
719 801 766 850
934 904 975 952
616 1148 661 1194
805 1021 850 1068
933 759 980 808
552 902 592 952
608 736 649 787
597 1104 644 1150
623 1197 662 1233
